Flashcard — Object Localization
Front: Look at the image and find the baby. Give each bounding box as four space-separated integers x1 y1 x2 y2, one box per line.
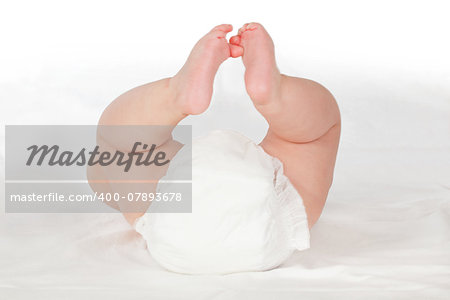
88 23 340 272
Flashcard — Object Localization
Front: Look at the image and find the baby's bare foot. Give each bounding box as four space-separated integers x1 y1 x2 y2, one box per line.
230 23 281 106
171 24 240 115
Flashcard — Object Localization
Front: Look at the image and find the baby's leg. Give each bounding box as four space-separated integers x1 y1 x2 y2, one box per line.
88 24 239 225
231 23 341 228
100 24 241 125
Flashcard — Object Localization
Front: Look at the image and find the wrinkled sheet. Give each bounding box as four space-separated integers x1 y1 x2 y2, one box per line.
1 146 449 299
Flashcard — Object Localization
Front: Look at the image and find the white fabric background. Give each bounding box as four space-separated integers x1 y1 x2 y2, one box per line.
1 0 449 299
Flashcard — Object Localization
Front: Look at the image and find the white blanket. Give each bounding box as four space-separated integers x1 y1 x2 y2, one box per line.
1 148 449 299
1 1 449 298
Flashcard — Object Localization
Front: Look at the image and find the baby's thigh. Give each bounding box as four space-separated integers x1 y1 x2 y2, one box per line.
260 124 341 227
87 139 184 225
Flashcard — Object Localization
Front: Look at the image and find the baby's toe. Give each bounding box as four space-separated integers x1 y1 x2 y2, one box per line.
211 24 233 33
229 44 243 58
229 35 241 45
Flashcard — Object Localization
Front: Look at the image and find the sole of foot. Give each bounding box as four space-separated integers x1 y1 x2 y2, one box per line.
230 23 282 106
171 24 242 115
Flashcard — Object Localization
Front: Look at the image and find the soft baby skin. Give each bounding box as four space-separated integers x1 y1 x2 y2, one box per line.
88 23 341 274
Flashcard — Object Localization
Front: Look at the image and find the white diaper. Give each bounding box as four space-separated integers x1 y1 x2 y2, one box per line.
134 130 310 274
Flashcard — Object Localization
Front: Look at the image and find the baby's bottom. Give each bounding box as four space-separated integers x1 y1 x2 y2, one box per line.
135 130 312 274
96 23 341 227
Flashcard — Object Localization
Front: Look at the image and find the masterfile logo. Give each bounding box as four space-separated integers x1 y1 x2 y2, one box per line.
4 125 192 213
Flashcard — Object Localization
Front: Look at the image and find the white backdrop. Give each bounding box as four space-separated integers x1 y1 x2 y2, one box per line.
1 1 449 299
1 0 449 147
